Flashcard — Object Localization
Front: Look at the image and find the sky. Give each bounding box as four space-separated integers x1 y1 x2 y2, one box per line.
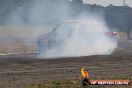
83 0 132 7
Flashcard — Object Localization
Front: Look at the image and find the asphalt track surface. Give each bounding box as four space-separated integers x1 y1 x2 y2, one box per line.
0 40 131 88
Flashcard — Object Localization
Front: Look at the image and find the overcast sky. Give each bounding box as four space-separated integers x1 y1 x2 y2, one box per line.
83 0 132 7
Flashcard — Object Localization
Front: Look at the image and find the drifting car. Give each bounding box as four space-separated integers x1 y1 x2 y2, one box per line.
37 20 117 53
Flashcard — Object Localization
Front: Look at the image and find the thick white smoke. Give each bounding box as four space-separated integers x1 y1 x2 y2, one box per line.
39 17 117 58
2 0 117 57
37 1 117 58
4 0 72 41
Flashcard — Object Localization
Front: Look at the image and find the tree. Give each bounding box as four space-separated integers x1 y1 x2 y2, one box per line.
71 0 83 5
104 6 132 39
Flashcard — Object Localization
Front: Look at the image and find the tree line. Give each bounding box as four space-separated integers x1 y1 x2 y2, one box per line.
71 0 132 39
